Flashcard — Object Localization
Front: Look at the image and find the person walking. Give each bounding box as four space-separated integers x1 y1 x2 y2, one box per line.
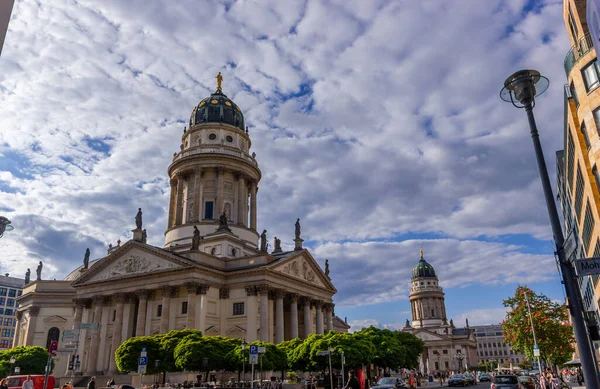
22 376 34 389
344 371 360 389
87 376 96 389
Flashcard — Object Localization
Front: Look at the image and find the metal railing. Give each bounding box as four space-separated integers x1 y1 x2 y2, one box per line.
173 145 258 166
564 32 594 76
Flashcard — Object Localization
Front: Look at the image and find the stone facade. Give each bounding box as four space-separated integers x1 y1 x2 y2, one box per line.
402 251 477 373
14 79 346 378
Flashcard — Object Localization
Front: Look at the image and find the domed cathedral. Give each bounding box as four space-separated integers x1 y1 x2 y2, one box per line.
12 74 349 379
402 250 477 374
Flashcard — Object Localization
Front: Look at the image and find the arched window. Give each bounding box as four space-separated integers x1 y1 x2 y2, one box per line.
46 327 60 349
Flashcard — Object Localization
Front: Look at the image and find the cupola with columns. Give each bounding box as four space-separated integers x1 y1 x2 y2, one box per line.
165 73 261 253
409 249 447 328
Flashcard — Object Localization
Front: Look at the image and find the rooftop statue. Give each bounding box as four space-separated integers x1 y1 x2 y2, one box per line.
83 248 90 269
135 208 143 230
36 261 43 280
295 218 301 239
325 259 330 278
216 72 223 92
24 268 30 284
260 229 267 252
191 226 201 251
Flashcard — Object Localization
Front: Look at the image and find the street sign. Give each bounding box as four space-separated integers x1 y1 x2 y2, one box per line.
62 330 79 341
63 344 77 350
139 356 148 366
138 365 147 374
257 346 266 353
55 349 73 356
80 323 100 330
249 345 258 355
564 230 577 260
317 350 330 356
49 340 58 356
574 257 600 276
249 354 258 365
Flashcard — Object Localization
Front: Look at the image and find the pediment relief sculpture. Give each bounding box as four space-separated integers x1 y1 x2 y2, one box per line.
93 254 179 281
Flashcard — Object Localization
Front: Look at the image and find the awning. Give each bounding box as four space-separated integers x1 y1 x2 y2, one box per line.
563 359 581 365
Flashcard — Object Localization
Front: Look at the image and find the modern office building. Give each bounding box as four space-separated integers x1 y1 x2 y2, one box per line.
471 324 528 366
0 274 24 349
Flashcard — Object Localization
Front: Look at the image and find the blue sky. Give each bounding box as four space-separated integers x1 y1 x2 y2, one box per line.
0 0 572 329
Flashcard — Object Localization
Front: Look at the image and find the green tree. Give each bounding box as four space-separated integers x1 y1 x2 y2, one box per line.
158 329 203 372
305 332 374 371
357 327 405 370
502 286 574 365
174 336 240 373
0 346 53 377
518 359 532 370
115 336 162 373
279 338 307 371
394 331 424 369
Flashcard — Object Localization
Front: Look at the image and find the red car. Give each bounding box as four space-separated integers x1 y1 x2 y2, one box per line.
5 376 55 389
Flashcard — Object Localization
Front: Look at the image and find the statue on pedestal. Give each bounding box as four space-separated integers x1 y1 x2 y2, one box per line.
273 237 281 253
83 248 90 269
36 261 43 280
295 218 301 239
135 208 143 230
325 259 330 278
24 269 30 284
218 212 230 231
260 230 267 252
191 226 201 250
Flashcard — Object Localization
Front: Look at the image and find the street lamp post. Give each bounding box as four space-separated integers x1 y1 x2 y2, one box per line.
10 356 15 375
500 69 600 389
523 291 543 375
242 339 247 386
202 357 209 384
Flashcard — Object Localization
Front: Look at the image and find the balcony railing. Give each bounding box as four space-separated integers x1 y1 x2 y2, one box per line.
564 32 594 76
173 145 258 166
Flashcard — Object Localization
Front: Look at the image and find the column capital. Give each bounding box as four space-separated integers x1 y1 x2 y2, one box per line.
125 293 138 304
184 282 198 294
258 284 269 295
219 288 230 299
92 295 108 306
114 293 128 304
325 303 335 312
245 285 258 296
234 171 243 180
16 310 23 320
198 284 210 295
314 300 324 309
299 296 312 306
73 298 86 308
29 306 40 316
288 293 299 303
216 166 224 174
161 285 177 298
136 289 152 299
274 289 285 299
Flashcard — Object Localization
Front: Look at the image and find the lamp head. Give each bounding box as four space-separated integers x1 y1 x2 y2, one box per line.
500 69 549 108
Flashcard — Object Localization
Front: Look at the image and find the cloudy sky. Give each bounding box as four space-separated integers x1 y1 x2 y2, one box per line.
0 0 571 330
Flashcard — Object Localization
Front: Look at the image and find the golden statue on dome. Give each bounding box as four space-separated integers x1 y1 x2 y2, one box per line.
216 72 223 91
420 247 424 259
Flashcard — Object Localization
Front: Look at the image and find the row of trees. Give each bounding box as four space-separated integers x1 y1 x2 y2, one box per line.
0 346 54 377
115 327 425 374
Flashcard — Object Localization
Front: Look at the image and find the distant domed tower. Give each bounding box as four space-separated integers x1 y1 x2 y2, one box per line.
409 249 447 328
164 73 261 252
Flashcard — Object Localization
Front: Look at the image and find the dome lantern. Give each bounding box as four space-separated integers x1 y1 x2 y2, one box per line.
189 73 245 131
412 248 437 279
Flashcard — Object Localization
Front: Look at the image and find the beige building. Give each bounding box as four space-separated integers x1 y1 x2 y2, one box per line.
471 324 528 367
14 76 348 378
402 251 477 373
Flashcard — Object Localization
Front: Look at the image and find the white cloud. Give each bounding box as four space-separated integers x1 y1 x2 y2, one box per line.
455 307 511 327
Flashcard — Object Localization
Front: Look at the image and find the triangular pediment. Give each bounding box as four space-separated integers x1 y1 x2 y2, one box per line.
269 250 336 292
412 328 447 341
44 315 67 323
74 241 194 285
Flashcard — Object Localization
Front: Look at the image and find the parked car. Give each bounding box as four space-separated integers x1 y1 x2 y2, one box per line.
491 375 522 389
448 374 468 387
517 376 535 389
463 374 475 385
480 374 491 382
370 377 407 389
5 376 55 389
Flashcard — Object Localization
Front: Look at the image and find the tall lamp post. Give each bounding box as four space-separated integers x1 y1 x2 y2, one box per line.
523 291 543 375
10 356 15 375
500 69 600 389
241 339 247 386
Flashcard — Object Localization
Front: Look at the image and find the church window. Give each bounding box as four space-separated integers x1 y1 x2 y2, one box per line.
427 282 430 285
444 361 449 369
420 282 424 285
157 304 163 317
435 362 439 370
45 327 60 350
204 201 214 219
209 133 217 141
442 350 448 354
431 309 435 317
226 135 233 143
211 248 217 255
232 248 237 256
112 310 116 322
182 302 188 315
233 302 244 315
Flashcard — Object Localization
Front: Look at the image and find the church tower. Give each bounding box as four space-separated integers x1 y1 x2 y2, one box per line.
409 249 447 328
164 73 262 253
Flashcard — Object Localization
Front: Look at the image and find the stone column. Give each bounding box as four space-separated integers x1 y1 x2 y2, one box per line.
175 173 185 225
160 286 176 333
168 179 177 227
185 282 198 329
302 297 313 338
289 294 299 339
315 301 324 335
194 168 203 220
250 180 257 230
198 285 209 334
245 286 258 341
258 285 269 341
325 304 334 332
237 173 245 225
25 306 39 345
216 167 224 215
275 290 285 343
109 293 127 373
13 311 22 347
85 296 105 375
135 290 150 337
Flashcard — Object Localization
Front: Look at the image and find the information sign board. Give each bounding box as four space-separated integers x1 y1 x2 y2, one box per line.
249 354 258 365
80 323 100 330
257 346 266 353
249 345 258 355
575 257 600 276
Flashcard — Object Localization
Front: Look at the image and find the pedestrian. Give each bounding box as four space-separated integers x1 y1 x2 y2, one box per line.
22 376 34 389
344 371 360 389
0 379 8 389
107 378 115 388
87 376 97 389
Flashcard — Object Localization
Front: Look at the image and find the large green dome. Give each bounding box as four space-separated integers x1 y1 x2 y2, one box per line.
189 73 245 131
412 249 437 279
